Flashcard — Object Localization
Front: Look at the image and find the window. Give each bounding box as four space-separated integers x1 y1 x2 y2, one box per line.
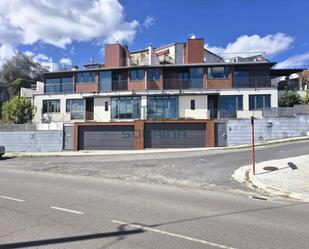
99 71 112 91
76 72 96 84
190 100 195 110
105 101 109 111
208 67 230 79
147 68 160 80
249 95 271 110
189 67 204 88
111 97 141 119
43 99 60 113
130 69 144 81
177 71 189 81
147 96 178 119
220 95 243 118
45 77 73 94
66 99 85 120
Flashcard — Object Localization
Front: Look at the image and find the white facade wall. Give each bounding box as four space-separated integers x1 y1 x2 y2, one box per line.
219 88 278 111
32 93 85 123
93 97 111 122
179 95 208 119
32 88 279 124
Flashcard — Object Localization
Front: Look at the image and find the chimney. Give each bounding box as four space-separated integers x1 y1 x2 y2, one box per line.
185 38 204 64
105 43 128 68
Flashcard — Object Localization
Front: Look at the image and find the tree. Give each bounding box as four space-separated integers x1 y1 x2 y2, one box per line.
303 90 309 104
1 96 34 124
279 91 303 107
0 53 48 100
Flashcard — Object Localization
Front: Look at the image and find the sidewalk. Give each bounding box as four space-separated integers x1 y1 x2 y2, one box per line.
5 136 309 157
233 155 309 202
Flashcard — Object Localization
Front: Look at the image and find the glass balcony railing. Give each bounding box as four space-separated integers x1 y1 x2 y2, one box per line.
44 83 74 94
233 76 271 88
111 80 128 91
164 78 204 90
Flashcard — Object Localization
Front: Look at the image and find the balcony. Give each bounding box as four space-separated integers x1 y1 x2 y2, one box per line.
44 83 74 94
164 78 204 90
233 76 271 88
111 80 128 91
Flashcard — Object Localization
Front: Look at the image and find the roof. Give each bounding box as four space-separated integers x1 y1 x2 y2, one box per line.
270 69 304 77
44 61 275 76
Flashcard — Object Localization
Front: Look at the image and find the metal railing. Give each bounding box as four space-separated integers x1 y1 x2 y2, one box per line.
263 105 309 117
217 52 268 63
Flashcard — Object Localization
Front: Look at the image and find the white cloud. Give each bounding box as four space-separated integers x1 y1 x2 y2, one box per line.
0 44 17 68
205 33 294 56
59 57 72 65
143 16 155 28
0 0 139 48
275 53 309 69
24 50 58 71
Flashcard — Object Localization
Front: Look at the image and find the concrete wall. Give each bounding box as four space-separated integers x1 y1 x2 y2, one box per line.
227 115 309 145
179 95 207 119
0 131 63 152
93 97 111 122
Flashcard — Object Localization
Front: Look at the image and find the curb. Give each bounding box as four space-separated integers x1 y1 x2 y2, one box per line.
5 136 309 158
232 164 309 202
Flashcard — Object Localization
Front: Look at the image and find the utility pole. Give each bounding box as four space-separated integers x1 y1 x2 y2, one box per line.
251 116 256 175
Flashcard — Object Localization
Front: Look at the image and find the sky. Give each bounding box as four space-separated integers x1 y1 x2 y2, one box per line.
0 0 308 70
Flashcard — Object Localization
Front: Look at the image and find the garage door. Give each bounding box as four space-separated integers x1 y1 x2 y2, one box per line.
144 123 206 148
78 125 134 150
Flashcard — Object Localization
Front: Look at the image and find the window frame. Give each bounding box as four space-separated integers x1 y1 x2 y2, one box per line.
208 67 230 79
130 69 145 81
147 95 178 119
111 96 141 119
190 99 195 110
43 99 61 113
66 99 85 120
147 68 161 81
76 72 96 84
249 94 271 110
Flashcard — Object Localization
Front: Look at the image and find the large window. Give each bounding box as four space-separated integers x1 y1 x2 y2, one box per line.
220 95 243 118
147 96 178 119
249 95 271 110
130 69 144 81
190 67 204 88
45 77 73 94
66 99 85 120
208 67 230 79
76 72 96 84
147 68 160 80
111 97 141 119
43 99 60 113
99 71 112 91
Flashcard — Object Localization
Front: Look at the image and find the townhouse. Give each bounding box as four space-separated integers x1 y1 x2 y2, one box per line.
32 37 281 150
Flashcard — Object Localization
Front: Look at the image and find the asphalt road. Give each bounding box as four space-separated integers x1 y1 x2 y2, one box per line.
0 141 308 248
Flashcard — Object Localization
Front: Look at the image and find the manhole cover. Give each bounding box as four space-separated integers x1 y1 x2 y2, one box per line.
263 166 278 171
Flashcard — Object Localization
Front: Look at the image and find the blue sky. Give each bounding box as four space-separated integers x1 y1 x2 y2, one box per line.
0 0 308 70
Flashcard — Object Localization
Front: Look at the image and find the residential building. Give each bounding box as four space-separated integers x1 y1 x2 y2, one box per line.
32 37 292 150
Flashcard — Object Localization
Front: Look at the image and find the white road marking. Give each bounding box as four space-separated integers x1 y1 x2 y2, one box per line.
111 220 238 249
0 195 25 202
50 206 84 215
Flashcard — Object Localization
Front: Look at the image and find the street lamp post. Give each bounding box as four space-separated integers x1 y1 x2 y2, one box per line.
251 116 256 175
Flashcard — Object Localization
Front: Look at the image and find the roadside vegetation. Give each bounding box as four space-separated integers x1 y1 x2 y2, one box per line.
0 54 47 123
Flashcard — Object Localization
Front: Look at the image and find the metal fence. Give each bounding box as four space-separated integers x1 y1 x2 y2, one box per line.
262 105 309 117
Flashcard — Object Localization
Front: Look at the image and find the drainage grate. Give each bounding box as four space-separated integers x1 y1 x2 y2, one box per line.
263 166 278 171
